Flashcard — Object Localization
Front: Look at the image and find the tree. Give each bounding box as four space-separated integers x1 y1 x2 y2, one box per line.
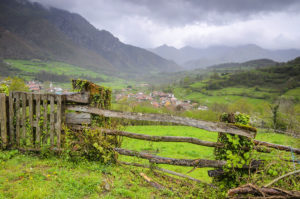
5 77 29 93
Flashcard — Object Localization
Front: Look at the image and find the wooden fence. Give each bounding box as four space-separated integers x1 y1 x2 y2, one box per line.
0 80 299 181
0 91 90 149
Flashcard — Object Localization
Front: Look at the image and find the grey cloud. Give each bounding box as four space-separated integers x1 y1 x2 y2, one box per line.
32 0 300 26
30 0 300 49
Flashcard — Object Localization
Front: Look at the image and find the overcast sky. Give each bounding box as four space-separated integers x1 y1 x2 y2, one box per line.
31 0 300 49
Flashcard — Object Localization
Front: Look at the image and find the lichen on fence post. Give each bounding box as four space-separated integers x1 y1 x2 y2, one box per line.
67 79 120 163
72 79 112 126
213 113 257 189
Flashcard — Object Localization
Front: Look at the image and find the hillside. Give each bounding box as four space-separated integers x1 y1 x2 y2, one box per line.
175 57 300 99
150 44 300 70
205 59 278 71
0 0 180 78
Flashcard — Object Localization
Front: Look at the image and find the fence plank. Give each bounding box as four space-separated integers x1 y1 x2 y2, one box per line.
15 93 20 146
56 95 62 148
35 94 41 146
42 94 48 144
21 93 26 143
50 96 55 146
0 94 7 148
65 92 90 104
9 92 14 145
67 105 256 138
27 93 33 145
66 113 91 125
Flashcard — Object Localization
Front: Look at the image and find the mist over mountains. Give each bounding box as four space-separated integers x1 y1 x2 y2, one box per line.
0 0 180 78
150 44 300 70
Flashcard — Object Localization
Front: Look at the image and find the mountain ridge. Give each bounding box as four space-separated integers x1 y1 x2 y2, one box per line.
149 44 300 70
0 0 180 78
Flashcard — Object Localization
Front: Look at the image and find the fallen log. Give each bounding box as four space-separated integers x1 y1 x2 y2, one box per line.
227 184 300 198
253 140 300 154
66 105 256 138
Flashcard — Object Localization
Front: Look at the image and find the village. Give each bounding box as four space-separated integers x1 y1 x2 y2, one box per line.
115 89 208 111
0 78 208 111
0 78 66 94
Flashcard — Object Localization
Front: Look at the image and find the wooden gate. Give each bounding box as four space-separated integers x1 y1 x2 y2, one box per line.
0 89 91 150
7 92 64 148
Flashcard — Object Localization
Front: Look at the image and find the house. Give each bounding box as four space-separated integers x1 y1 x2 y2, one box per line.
198 105 208 111
27 81 42 92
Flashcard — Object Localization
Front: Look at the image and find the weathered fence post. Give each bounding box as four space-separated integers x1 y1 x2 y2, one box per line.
212 113 257 189
71 79 112 126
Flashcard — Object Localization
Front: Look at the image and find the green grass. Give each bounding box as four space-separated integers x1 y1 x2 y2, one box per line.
173 87 269 107
283 87 300 99
1 126 299 198
120 126 300 183
0 152 175 199
6 59 108 79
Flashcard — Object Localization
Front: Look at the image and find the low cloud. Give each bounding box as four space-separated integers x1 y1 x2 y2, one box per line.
31 0 300 49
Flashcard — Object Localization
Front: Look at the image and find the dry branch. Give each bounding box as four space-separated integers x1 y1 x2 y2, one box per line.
253 140 300 154
264 169 300 188
120 161 205 184
139 172 165 190
66 105 256 138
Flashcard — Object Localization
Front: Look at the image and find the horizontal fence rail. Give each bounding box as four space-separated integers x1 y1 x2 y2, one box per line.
69 126 270 153
114 148 261 169
67 105 257 138
253 140 300 154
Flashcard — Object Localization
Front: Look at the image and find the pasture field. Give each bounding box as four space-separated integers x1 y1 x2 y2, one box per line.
5 59 108 79
4 59 135 89
0 126 299 198
120 126 300 182
173 87 268 106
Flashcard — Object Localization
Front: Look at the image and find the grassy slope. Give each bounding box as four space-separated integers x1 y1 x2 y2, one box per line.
0 153 171 199
171 57 300 110
4 59 135 89
0 126 299 198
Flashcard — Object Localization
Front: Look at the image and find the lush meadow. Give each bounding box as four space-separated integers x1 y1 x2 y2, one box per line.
1 125 299 198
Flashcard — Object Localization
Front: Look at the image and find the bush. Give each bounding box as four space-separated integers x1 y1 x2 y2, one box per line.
63 126 122 163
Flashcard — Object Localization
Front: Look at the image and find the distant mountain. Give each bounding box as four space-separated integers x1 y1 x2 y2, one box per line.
0 0 180 78
150 44 300 70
